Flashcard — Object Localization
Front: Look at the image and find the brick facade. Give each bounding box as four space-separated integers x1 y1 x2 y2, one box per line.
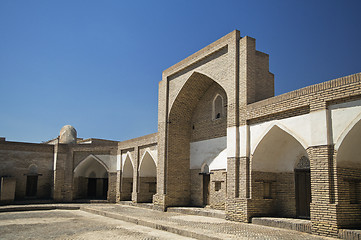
0 30 360 238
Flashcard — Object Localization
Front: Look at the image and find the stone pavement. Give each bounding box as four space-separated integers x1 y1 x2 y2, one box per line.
82 204 335 240
0 203 336 240
0 209 195 240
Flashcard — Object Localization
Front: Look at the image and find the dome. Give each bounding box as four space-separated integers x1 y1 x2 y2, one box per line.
59 125 77 144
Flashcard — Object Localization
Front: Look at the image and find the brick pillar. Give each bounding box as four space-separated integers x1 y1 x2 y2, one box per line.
225 156 251 222
116 170 121 202
107 171 119 203
153 79 168 211
53 143 73 202
307 145 338 237
132 147 139 203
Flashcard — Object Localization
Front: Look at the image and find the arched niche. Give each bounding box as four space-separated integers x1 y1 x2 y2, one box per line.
336 118 361 169
139 151 157 177
213 94 224 120
335 117 361 225
120 152 134 200
251 125 309 218
73 155 109 200
252 125 308 173
74 155 108 178
138 151 157 203
122 153 134 178
167 71 228 206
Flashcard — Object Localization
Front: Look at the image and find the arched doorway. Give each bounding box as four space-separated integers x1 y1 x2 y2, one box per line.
336 117 361 228
166 72 228 207
251 125 310 218
138 151 157 203
121 153 134 201
73 155 109 200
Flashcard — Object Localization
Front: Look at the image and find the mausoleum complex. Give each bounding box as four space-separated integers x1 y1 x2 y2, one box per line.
1 30 360 237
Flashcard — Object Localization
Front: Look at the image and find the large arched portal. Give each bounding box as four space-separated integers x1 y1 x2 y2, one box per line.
121 153 134 201
251 125 310 218
166 72 228 207
73 155 109 200
138 151 157 203
336 117 361 228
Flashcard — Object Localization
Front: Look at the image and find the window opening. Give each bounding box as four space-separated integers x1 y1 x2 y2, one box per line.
215 181 222 191
213 95 223 120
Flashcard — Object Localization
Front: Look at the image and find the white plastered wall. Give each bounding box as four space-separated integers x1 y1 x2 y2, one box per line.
74 155 109 178
249 112 326 156
120 152 134 173
250 125 308 172
330 99 361 168
95 154 117 172
139 150 157 177
190 136 227 171
330 99 361 150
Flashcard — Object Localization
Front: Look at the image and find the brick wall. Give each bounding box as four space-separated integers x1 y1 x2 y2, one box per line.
120 177 133 200
0 142 54 200
336 167 361 229
190 169 202 206
210 169 227 210
137 177 156 203
190 82 227 142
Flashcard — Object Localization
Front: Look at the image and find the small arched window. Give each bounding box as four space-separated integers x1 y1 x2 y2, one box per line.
213 94 223 120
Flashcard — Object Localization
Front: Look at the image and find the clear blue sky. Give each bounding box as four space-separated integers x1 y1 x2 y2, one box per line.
1 0 360 143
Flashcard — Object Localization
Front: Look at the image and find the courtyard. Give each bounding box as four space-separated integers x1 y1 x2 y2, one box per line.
0 204 336 240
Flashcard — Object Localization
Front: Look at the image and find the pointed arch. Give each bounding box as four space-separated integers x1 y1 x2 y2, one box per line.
166 71 228 205
74 154 109 178
122 151 135 170
139 150 157 177
336 114 361 168
252 123 308 155
139 149 157 169
201 163 209 174
335 111 361 150
252 124 308 172
169 71 227 113
122 152 134 178
212 94 224 120
28 164 38 175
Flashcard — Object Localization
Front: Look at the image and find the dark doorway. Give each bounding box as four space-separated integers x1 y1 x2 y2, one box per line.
102 178 108 199
26 175 38 197
203 174 210 206
295 169 311 218
87 178 97 198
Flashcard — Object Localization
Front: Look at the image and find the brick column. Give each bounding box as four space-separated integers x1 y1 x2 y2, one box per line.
153 79 168 211
307 145 338 237
53 143 73 202
131 147 139 203
107 171 119 203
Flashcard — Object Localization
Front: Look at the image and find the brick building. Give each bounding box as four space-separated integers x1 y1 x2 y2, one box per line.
1 30 360 237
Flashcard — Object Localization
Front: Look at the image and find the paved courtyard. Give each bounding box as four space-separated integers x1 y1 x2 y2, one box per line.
0 209 194 240
0 204 337 240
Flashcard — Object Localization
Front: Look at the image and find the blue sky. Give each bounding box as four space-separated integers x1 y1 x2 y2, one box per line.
0 0 360 143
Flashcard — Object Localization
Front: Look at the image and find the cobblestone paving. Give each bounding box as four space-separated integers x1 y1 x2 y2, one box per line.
87 204 336 240
0 209 195 240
